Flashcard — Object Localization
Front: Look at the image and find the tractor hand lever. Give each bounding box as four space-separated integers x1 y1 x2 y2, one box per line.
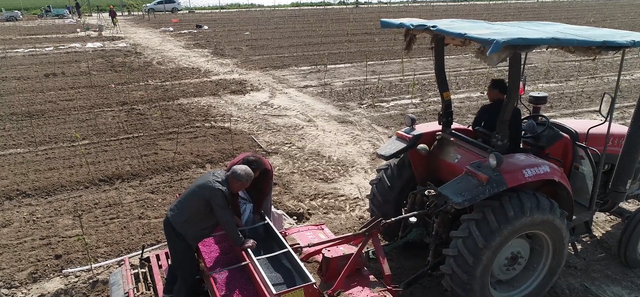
382 209 431 226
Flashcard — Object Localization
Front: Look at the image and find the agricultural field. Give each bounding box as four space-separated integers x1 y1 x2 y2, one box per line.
1 0 640 296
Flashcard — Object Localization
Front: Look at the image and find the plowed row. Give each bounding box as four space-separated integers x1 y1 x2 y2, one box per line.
0 31 257 291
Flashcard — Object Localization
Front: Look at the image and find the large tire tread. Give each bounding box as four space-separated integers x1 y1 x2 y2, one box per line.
440 190 569 297
368 154 416 241
617 207 640 268
368 154 416 219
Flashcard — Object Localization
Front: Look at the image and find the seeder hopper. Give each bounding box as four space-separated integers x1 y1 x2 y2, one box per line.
108 212 425 297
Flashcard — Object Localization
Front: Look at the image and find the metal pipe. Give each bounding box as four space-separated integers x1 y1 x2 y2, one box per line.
254 248 289 260
494 52 522 153
209 221 268 237
382 209 430 225
207 261 250 276
62 242 167 273
596 49 628 210
433 35 452 133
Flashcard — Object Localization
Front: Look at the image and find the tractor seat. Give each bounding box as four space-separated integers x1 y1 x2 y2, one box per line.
550 120 579 143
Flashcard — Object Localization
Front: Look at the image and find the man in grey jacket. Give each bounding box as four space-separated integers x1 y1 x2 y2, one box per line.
162 165 258 297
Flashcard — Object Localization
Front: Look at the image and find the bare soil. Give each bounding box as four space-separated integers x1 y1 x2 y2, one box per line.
2 1 640 297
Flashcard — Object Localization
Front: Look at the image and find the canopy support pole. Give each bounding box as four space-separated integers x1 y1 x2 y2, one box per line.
602 50 637 210
433 35 452 133
493 52 522 153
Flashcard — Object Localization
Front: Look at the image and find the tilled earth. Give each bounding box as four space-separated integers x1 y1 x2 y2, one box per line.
2 1 640 296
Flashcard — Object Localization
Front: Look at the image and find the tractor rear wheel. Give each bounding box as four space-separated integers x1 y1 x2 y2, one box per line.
440 190 569 297
617 207 640 268
368 154 416 242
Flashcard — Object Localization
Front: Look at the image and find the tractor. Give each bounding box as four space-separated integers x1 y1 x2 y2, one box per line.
368 19 640 297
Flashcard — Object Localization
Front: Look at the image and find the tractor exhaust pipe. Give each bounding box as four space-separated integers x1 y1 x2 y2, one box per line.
608 91 640 206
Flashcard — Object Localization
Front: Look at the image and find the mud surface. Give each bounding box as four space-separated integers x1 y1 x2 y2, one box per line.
2 1 640 296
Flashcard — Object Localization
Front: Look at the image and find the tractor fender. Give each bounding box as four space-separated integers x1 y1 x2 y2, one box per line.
438 153 574 218
376 121 471 161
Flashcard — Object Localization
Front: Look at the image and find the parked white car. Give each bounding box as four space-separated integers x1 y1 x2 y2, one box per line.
143 0 183 13
1 8 23 22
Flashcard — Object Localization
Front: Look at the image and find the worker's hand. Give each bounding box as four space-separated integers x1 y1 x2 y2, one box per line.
175 193 181 199
241 239 257 250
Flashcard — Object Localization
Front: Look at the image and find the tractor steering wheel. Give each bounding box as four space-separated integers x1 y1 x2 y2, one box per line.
521 114 551 139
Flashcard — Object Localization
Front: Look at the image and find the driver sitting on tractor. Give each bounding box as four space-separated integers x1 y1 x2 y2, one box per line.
472 78 522 153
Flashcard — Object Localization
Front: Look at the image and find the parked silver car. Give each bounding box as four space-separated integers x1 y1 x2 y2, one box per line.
143 0 183 13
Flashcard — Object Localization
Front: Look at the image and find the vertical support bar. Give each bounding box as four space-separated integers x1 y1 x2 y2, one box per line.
494 52 522 153
519 52 529 107
149 253 164 296
603 50 638 207
371 233 392 286
326 236 371 296
433 35 452 133
123 257 135 297
159 250 170 278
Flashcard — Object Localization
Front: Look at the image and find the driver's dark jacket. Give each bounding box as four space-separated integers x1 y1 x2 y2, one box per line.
472 99 522 153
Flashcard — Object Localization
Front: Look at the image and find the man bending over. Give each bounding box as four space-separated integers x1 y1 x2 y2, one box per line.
226 152 274 226
162 165 257 297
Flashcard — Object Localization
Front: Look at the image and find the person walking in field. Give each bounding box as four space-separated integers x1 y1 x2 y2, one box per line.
108 5 118 27
162 165 258 297
75 0 81 18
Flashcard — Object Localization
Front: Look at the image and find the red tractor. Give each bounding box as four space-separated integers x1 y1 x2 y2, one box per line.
369 19 640 296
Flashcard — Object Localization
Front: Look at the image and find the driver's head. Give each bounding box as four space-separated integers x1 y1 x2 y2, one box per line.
487 79 508 102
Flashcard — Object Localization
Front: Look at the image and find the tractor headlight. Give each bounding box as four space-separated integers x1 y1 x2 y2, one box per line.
416 144 430 155
488 152 504 169
405 114 417 127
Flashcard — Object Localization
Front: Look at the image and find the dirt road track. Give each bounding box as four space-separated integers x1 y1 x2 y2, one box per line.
119 18 384 229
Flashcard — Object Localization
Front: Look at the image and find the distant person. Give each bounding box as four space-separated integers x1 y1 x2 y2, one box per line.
66 5 72 14
108 5 118 26
75 0 81 18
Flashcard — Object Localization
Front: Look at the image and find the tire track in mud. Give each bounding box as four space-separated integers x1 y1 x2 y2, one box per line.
119 18 385 229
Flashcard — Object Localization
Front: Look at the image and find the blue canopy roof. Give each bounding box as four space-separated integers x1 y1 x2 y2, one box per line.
380 18 640 56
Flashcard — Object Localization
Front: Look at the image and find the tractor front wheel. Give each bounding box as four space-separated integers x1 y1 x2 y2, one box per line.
368 154 416 242
441 190 569 297
617 207 640 268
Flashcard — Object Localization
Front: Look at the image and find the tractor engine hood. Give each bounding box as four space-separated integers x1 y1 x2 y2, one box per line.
554 119 629 155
